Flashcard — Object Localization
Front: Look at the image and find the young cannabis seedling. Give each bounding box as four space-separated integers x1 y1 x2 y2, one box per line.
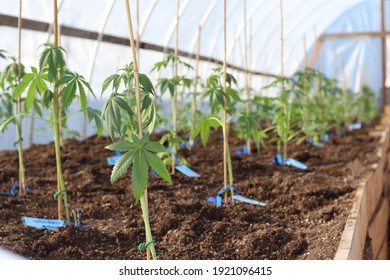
193 67 241 203
102 63 172 260
151 53 193 174
8 43 101 222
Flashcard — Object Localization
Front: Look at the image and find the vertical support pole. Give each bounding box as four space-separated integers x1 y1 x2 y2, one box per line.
17 0 26 196
244 0 252 154
124 0 157 261
222 0 228 203
303 35 308 68
171 0 179 175
279 0 284 79
381 0 387 111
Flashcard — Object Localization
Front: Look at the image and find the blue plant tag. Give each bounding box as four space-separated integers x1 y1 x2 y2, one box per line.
233 195 266 207
243 145 248 154
176 165 200 177
216 195 222 207
346 122 362 131
107 151 121 166
152 168 158 177
22 216 65 230
235 149 243 155
276 154 283 165
323 134 329 141
284 158 308 170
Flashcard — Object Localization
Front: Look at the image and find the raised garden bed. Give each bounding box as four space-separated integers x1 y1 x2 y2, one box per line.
0 123 387 260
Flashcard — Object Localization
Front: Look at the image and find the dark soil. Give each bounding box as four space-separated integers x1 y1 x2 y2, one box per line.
0 126 381 260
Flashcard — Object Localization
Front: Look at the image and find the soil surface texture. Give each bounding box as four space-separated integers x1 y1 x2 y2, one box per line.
0 126 381 259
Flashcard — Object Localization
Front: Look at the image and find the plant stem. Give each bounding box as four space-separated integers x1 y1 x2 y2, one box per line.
226 133 235 206
53 101 70 223
140 195 157 260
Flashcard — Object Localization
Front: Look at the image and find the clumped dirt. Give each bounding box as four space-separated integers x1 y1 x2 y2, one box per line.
0 126 381 259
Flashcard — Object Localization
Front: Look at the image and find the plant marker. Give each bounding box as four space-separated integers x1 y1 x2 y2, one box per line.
106 151 121 166
273 153 308 170
167 147 200 177
208 185 266 207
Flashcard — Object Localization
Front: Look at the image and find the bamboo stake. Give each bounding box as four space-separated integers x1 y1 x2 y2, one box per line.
222 0 230 204
244 0 251 155
171 0 179 175
342 61 350 126
124 0 157 261
303 35 308 69
279 0 284 79
16 0 26 196
53 0 70 222
136 0 140 68
190 26 201 144
381 0 387 111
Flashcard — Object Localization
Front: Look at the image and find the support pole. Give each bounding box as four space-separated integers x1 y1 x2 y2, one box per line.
381 0 387 111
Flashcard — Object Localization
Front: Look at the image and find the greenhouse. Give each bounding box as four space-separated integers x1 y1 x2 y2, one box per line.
0 0 390 261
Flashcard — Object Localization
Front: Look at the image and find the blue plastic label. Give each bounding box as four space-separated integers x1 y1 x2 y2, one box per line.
106 155 120 166
346 122 362 131
284 158 308 170
216 196 222 207
243 145 248 154
22 216 65 230
233 195 266 207
276 154 283 165
176 165 200 177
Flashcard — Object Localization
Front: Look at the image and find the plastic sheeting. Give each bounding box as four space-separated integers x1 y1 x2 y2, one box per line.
0 0 389 149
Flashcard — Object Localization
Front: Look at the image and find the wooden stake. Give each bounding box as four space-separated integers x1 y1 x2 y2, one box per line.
17 0 26 196
136 0 140 68
244 0 251 155
303 35 308 68
171 0 179 175
279 0 284 79
191 26 201 142
381 0 387 111
124 0 156 261
222 0 228 203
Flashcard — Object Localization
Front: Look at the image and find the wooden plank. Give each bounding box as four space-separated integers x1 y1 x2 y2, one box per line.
368 200 389 258
377 237 388 260
334 185 369 259
366 168 385 219
320 32 385 40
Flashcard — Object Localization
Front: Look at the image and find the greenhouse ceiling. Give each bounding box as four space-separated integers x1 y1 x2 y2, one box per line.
1 0 389 92
0 0 389 149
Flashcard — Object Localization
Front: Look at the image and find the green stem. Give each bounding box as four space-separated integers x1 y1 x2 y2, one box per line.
283 141 287 161
15 103 26 196
171 96 177 174
53 97 70 223
139 194 157 260
226 140 235 205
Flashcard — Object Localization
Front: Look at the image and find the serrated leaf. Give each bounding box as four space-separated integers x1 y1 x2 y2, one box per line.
110 150 136 184
139 73 155 95
87 107 103 136
77 80 87 116
61 80 76 110
0 115 16 132
102 74 119 95
131 149 148 202
12 74 34 100
144 150 171 183
106 141 137 152
25 79 37 112
144 141 168 153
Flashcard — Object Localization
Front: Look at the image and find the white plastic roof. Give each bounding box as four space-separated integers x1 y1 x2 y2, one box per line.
0 0 389 149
